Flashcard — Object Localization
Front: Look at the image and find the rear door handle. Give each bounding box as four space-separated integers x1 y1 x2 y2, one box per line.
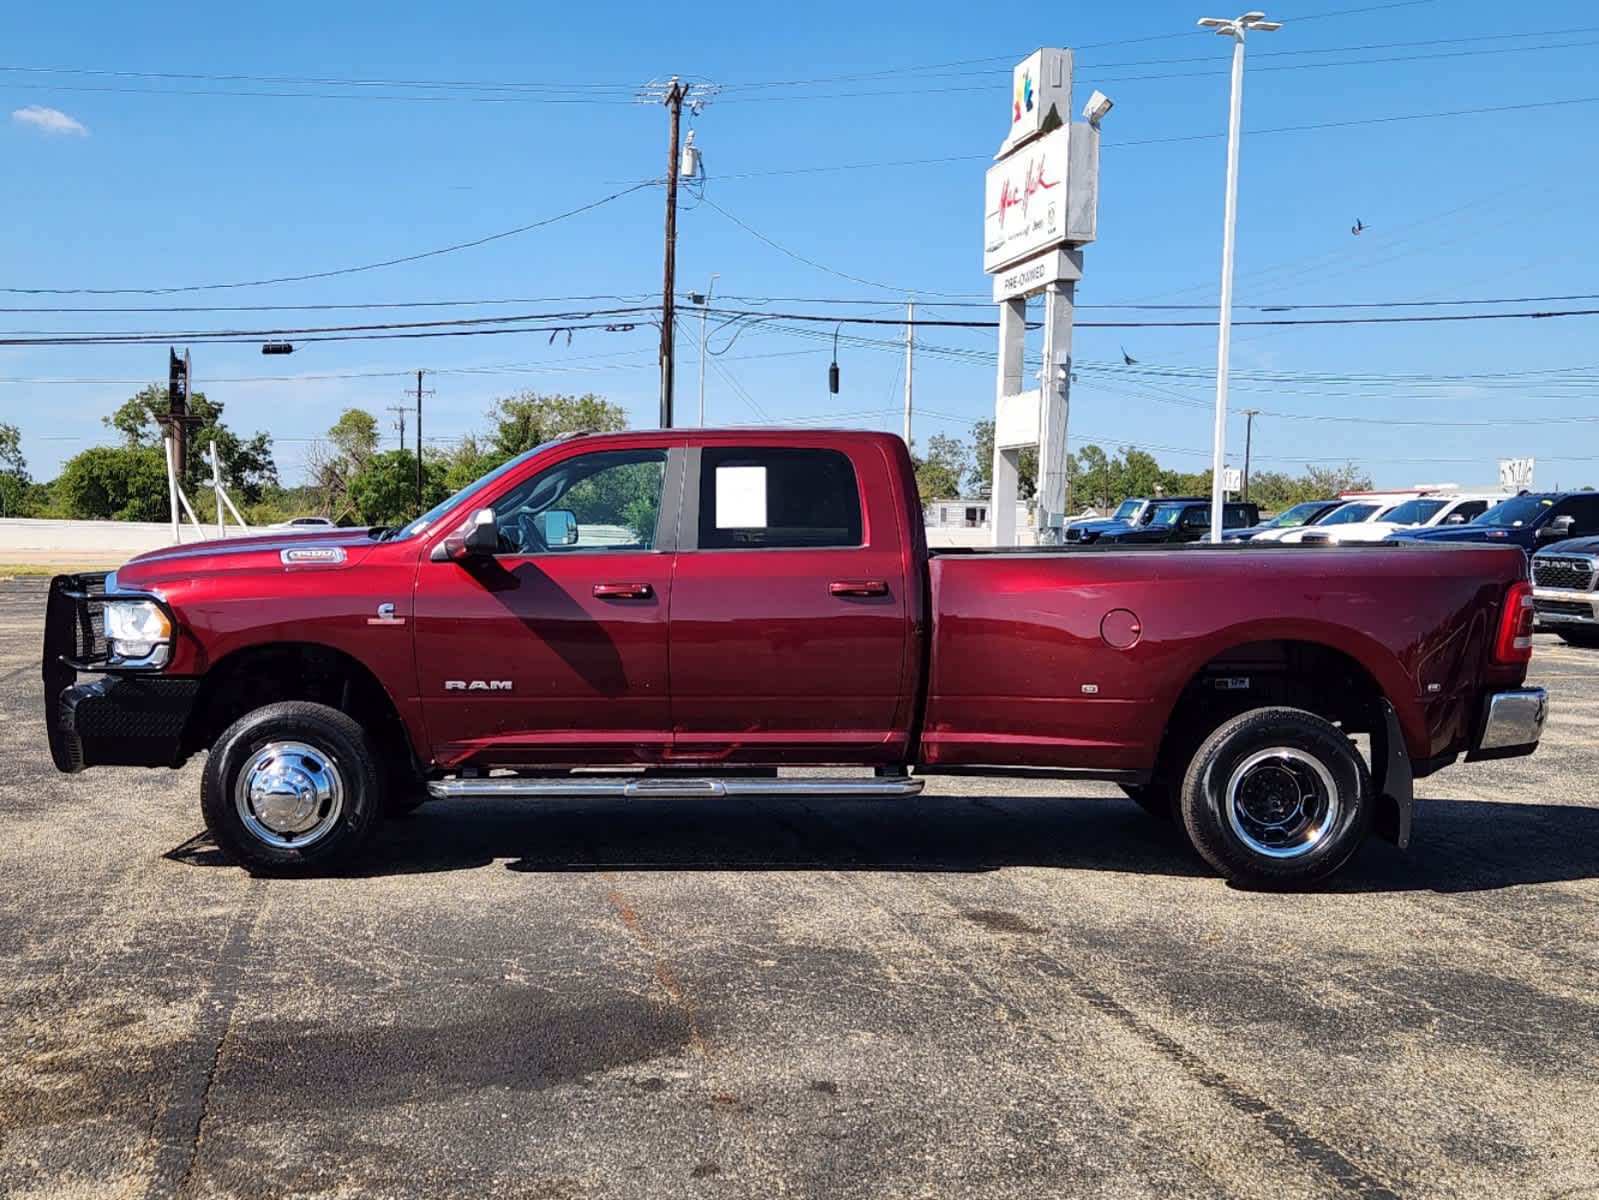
829 579 889 598
593 582 654 600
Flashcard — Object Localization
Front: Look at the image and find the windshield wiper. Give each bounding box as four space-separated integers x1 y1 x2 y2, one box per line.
369 526 396 541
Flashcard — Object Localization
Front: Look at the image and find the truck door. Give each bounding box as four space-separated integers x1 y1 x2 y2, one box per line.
414 444 682 768
667 443 913 765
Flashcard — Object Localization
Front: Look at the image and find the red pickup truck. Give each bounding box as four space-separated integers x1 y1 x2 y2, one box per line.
43 429 1546 886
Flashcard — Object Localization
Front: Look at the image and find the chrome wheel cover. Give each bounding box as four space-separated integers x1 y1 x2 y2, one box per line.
1224 747 1339 860
234 740 346 849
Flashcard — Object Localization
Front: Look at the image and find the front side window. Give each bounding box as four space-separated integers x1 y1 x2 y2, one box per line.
1474 495 1553 528
487 449 667 555
1265 501 1327 529
1384 498 1448 526
698 447 863 549
1320 503 1380 526
1553 494 1599 534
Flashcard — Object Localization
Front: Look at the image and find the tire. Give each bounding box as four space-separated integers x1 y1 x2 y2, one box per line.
1120 780 1176 822
201 701 383 874
1557 629 1599 648
1178 706 1372 888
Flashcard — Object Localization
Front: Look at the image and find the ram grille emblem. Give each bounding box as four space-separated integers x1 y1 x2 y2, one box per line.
445 680 513 692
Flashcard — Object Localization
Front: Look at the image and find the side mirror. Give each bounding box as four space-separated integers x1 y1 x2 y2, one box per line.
433 508 499 562
1538 515 1575 540
536 508 579 546
1444 513 1466 525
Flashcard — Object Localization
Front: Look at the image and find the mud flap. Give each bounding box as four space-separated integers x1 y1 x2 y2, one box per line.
1369 698 1413 848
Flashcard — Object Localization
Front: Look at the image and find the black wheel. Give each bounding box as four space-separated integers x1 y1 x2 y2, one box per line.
1120 780 1176 822
1178 706 1372 888
1557 629 1599 648
201 701 383 874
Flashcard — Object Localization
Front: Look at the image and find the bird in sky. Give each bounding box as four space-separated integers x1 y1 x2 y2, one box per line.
1121 346 1137 365
1351 218 1367 235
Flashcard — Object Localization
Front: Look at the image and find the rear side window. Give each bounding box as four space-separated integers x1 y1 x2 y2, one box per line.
698 447 863 549
1222 505 1255 528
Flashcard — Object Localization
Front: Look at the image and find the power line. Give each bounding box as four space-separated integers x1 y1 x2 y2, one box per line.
0 185 654 296
700 197 977 298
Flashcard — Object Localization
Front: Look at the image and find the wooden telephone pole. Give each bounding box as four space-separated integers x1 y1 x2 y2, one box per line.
637 76 717 430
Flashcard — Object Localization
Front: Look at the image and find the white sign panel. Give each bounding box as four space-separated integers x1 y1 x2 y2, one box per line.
998 48 1072 157
992 247 1083 302
1221 467 1243 493
1498 457 1535 490
983 127 1071 274
715 466 766 528
995 389 1041 450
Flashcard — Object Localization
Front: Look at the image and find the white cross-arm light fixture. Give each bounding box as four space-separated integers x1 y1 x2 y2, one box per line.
1198 10 1280 544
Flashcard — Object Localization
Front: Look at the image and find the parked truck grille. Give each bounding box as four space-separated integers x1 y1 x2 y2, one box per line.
1532 558 1596 591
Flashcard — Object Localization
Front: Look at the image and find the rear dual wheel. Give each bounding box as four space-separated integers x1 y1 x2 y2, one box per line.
1178 707 1373 888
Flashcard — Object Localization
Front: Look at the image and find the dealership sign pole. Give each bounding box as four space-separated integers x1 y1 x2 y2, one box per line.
984 49 1102 545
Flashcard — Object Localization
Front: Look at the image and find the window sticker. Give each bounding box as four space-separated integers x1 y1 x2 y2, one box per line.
715 465 767 528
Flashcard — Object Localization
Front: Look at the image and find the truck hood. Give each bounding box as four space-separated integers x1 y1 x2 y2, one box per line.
1396 525 1526 545
113 527 384 590
1535 535 1599 557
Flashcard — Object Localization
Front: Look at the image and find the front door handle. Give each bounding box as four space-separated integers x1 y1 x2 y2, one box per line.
829 579 888 598
593 582 654 600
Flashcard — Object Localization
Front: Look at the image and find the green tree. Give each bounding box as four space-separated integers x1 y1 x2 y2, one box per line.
0 421 35 516
347 450 451 527
308 408 383 521
911 432 970 502
970 419 1037 500
485 391 628 460
0 421 25 480
55 445 171 521
105 385 277 504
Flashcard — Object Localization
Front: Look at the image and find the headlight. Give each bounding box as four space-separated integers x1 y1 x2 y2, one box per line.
103 600 173 666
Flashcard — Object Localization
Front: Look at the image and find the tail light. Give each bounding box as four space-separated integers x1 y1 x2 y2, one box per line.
1493 581 1535 665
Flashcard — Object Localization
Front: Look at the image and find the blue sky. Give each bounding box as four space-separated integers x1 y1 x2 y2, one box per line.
3 0 1598 490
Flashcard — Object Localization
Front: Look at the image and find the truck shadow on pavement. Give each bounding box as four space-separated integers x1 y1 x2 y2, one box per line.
166 792 1599 893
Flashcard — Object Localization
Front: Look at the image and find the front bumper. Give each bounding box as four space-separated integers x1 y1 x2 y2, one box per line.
43 573 196 773
1466 687 1548 762
1532 588 1599 626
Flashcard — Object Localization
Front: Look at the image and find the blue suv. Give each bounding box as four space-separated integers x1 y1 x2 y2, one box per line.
1395 492 1599 552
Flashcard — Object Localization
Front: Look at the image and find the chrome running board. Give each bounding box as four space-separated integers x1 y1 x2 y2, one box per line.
426 774 924 801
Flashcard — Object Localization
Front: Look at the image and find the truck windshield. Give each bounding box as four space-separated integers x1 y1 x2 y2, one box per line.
388 440 561 540
1319 503 1381 526
1265 501 1331 529
1382 498 1448 526
1473 495 1554 528
1112 500 1142 521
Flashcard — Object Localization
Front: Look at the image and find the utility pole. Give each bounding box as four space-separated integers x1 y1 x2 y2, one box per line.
385 404 408 457
1241 407 1259 502
903 302 915 449
637 76 718 429
411 370 434 510
659 77 684 429
1198 10 1281 543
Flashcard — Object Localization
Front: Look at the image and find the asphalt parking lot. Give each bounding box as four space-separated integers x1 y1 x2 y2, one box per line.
2 577 1596 1200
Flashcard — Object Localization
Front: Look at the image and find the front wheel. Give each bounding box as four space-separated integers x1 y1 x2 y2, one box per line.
201 701 383 874
1178 707 1372 888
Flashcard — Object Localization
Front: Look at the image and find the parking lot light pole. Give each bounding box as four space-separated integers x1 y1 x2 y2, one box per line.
1198 10 1280 543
